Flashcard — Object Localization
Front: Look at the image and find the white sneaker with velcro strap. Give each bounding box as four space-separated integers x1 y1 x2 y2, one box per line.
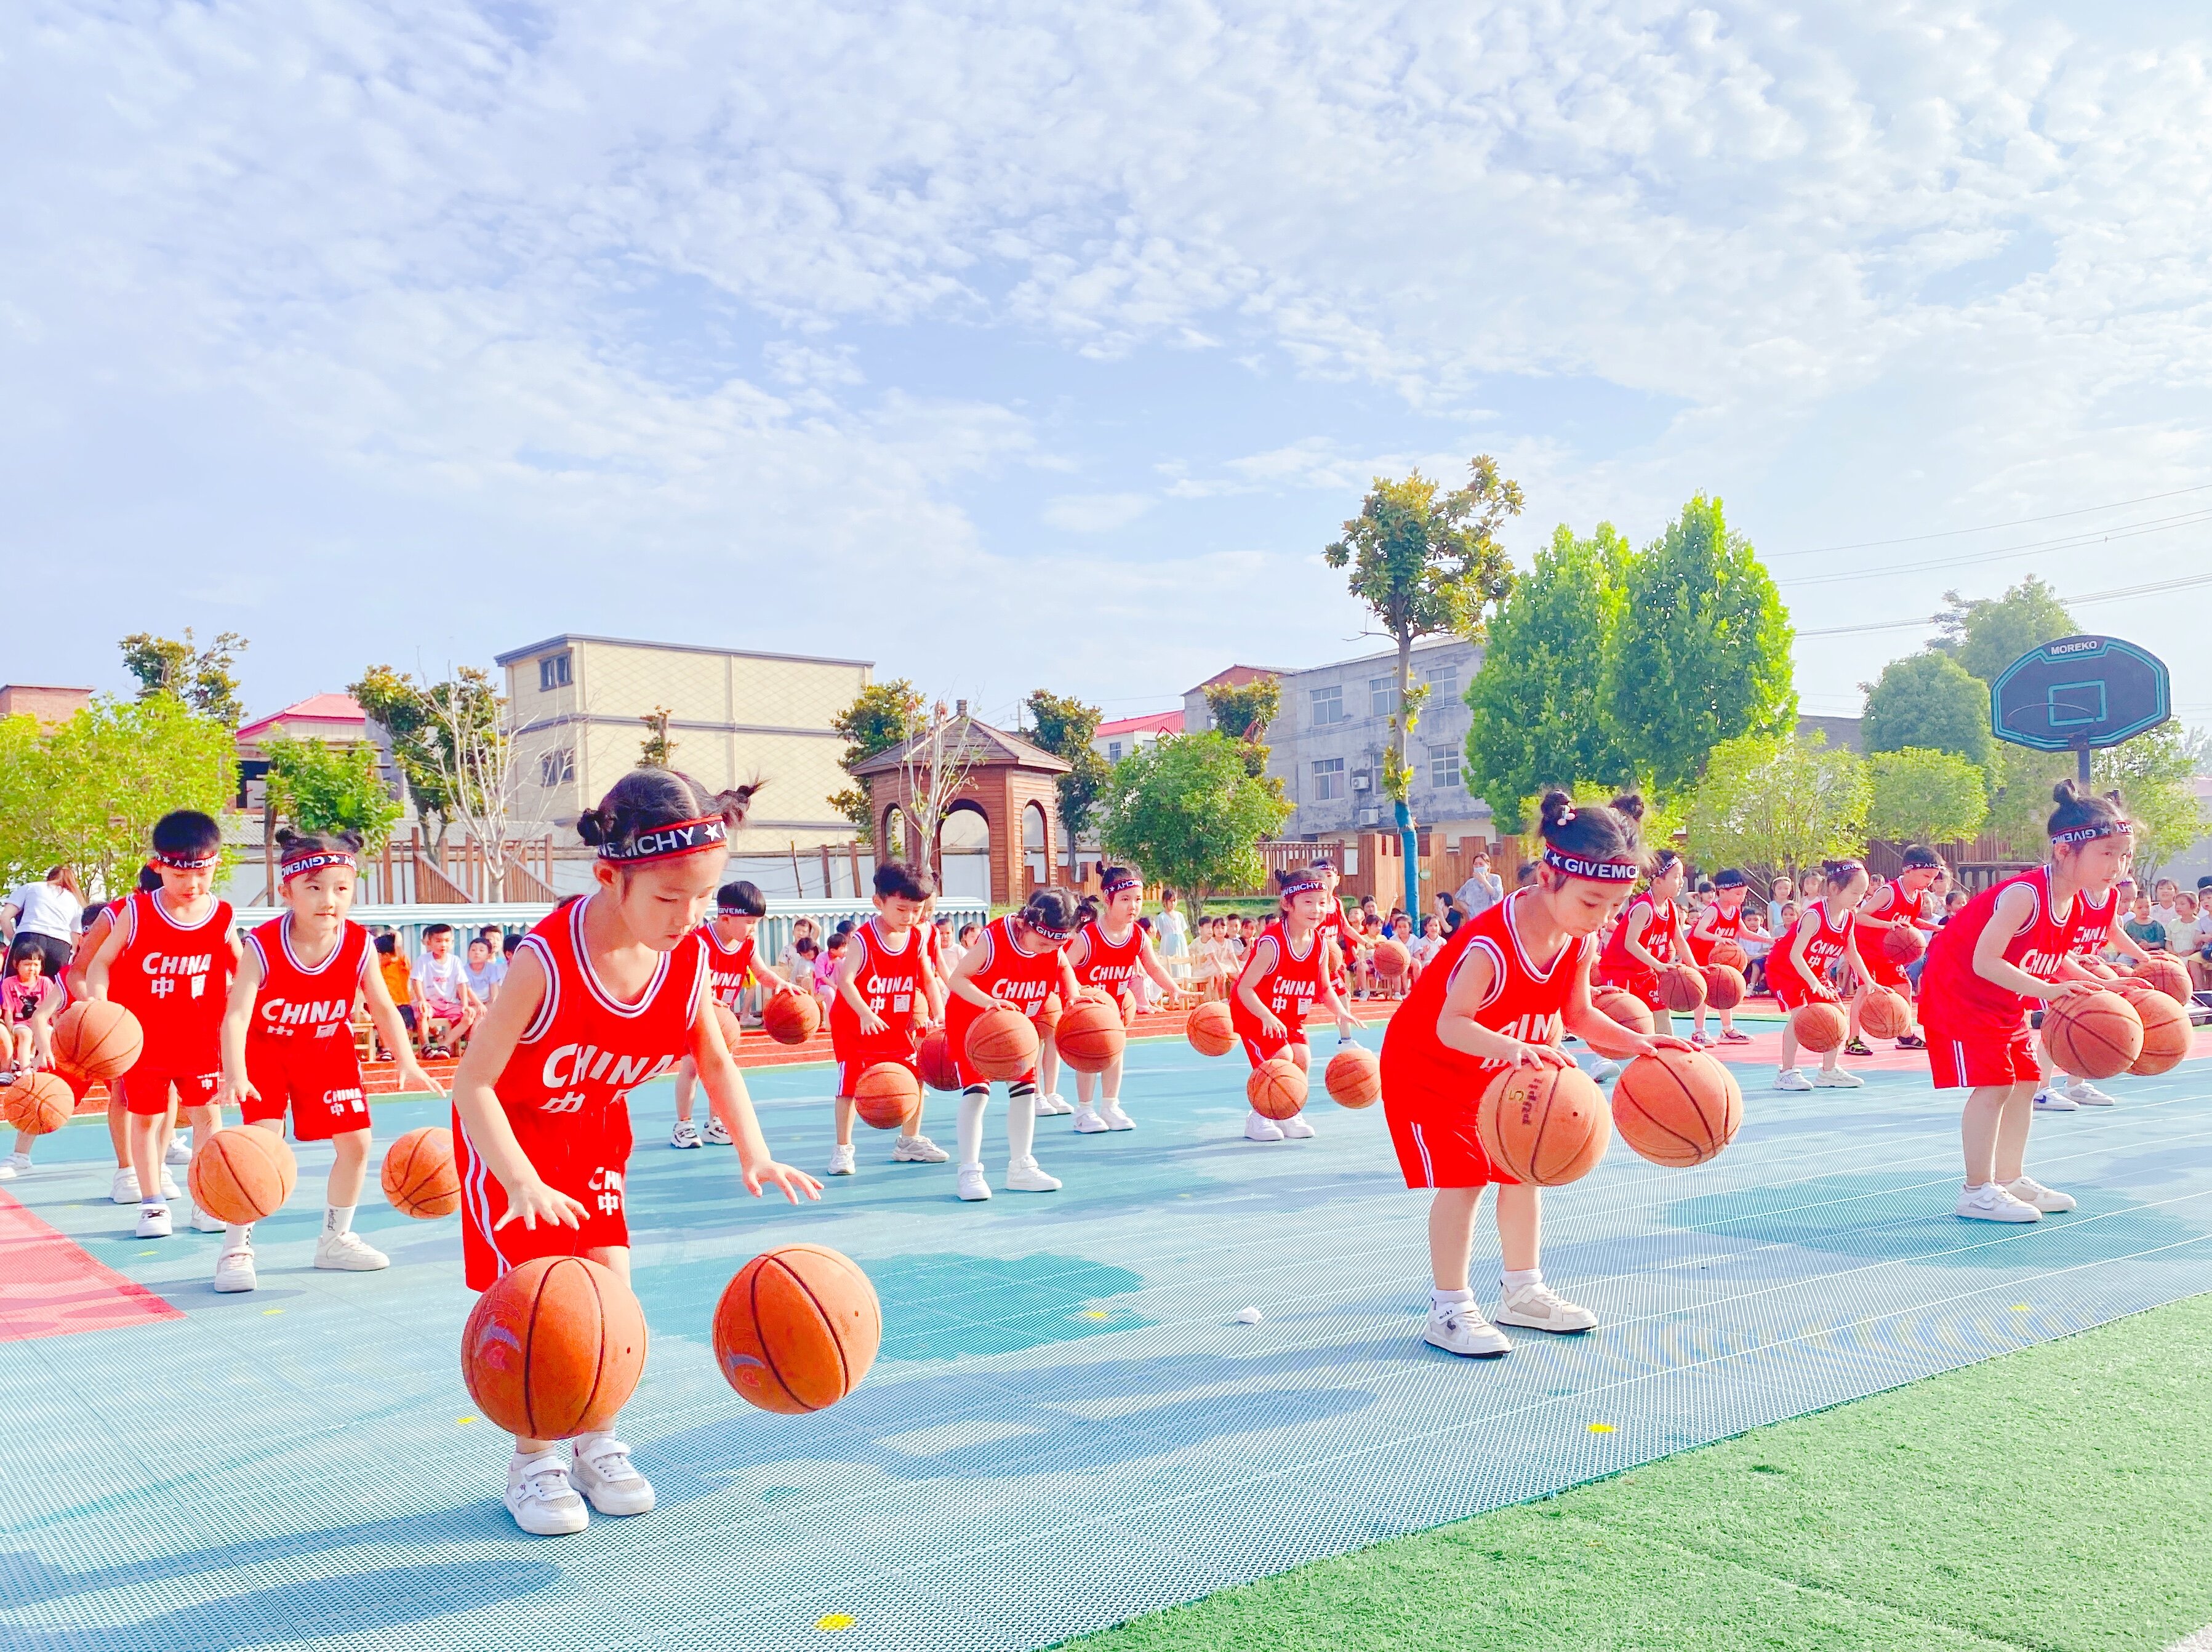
1494 1281 1598 1333
1424 1302 1511 1358
571 1434 655 1516
506 1453 588 1536
2005 1175 2077 1213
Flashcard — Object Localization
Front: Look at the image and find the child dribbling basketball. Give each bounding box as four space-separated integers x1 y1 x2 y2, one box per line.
1594 843 1688 1034
1382 792 1690 1356
1849 846 1941 1053
941 889 1084 1199
1685 867 1752 1046
1230 867 1360 1142
670 879 804 1149
215 830 441 1292
827 862 942 1176
1065 867 1183 1133
451 770 819 1534
1769 859 1872 1092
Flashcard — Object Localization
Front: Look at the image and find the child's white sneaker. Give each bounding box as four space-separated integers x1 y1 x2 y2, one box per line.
159 1169 182 1200
1277 1113 1316 1139
827 1144 857 1176
571 1434 655 1515
1072 1104 1110 1134
2005 1175 2077 1213
891 1134 948 1163
213 1243 257 1293
2031 1089 2079 1112
1100 1101 1134 1131
1424 1302 1510 1358
956 1165 992 1201
702 1117 733 1145
505 1452 588 1536
1244 1110 1284 1142
1495 1281 1598 1333
1955 1182 2041 1222
670 1120 702 1149
1774 1069 1814 1093
135 1203 172 1239
1006 1157 1061 1193
1811 1067 1864 1089
110 1168 141 1205
0 1151 30 1180
314 1231 390 1271
164 1138 192 1167
1033 1092 1073 1117
2059 1080 2115 1107
189 1205 226 1233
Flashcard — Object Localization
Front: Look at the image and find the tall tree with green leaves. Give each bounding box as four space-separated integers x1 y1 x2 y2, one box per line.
1024 690 1113 864
639 707 676 768
350 664 456 840
1463 523 1638 831
1325 455 1521 914
0 715 47 891
1935 576 2077 684
1867 748 1989 847
1982 724 2205 870
261 736 405 846
38 696 239 898
1681 732 1869 885
1202 676 1283 789
828 680 924 840
120 630 249 726
1099 732 1291 918
1861 651 1996 771
1603 497 1795 798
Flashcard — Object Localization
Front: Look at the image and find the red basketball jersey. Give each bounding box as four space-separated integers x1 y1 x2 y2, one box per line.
827 918 929 1040
1864 881 1936 933
244 916 369 1046
1599 891 1678 976
1238 918 1332 1025
1073 920 1145 993
958 916 1065 1019
700 923 757 1009
1920 865 2079 1028
110 890 233 1062
2062 884 2119 957
1699 902 1744 944
1383 890 1593 1107
1772 899 1854 995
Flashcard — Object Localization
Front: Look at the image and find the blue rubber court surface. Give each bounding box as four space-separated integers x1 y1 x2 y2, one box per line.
3 1042 2210 1651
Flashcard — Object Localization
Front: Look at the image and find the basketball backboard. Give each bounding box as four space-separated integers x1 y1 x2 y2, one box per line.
1990 635 2170 766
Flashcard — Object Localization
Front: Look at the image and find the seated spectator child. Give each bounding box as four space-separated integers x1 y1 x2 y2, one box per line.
373 933 413 1059
2182 889 2212 991
3 937 63 1177
411 923 484 1057
1408 915 1445 983
462 935 502 1006
958 922 982 948
813 931 848 1011
2123 894 2168 953
776 915 819 993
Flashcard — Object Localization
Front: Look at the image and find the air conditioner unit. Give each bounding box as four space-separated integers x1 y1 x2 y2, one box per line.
1357 808 1379 827
1352 772 1372 792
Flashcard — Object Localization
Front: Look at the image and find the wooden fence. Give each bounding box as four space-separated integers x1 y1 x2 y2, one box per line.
258 827 558 905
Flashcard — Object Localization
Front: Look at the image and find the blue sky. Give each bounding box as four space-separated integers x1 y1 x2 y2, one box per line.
6 0 2211 736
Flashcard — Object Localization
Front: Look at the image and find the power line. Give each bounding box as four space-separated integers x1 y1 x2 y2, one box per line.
1774 481 2212 558
1797 567 2212 638
1778 510 2212 588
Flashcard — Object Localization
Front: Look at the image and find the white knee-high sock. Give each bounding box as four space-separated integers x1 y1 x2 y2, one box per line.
957 1086 990 1167
1007 1083 1038 1163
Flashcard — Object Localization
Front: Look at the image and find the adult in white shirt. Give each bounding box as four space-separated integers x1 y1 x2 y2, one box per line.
1454 851 1503 919
2 866 85 978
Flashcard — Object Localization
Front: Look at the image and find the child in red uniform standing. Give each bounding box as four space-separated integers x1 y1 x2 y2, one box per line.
1065 867 1184 1134
1920 783 2127 1222
1231 867 1360 1143
82 811 239 1240
1685 867 1753 1048
1848 846 1942 1053
216 830 439 1293
827 862 942 1177
1383 792 1688 1357
451 771 819 1535
942 890 1084 1201
670 880 799 1149
2033 858 2155 1112
1769 859 1872 1093
1595 846 1688 1034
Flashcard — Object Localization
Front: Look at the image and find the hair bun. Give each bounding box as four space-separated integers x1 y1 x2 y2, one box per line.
274 827 300 849
710 780 763 827
574 808 615 847
1538 790 1575 829
1610 792 1646 822
2051 779 2081 806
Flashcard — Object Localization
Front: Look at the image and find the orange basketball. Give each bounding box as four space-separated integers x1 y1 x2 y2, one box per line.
761 988 820 1046
1323 1043 1380 1109
1790 1001 1848 1054
1186 1000 1235 1057
1611 1049 1742 1168
1246 1056 1308 1120
1076 985 1115 1007
713 1243 881 1414
711 1000 743 1053
1372 939 1411 980
1859 986 1913 1040
50 1001 143 1082
1055 999 1126 1073
1036 993 1063 1035
1 1071 74 1135
2123 983 2190 1075
919 1029 961 1093
1476 1064 1610 1186
188 1127 299 1224
1656 963 1706 1012
1881 923 1927 964
1702 964 1746 1011
965 1006 1039 1081
380 1125 460 1218
2130 955 2192 1006
2041 990 2143 1081
1709 939 1749 973
853 1062 920 1130
1593 987 1655 1036
462 1255 647 1440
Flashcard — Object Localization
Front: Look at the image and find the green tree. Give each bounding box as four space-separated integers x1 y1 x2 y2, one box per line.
1861 651 1996 770
1682 732 1869 885
120 630 249 726
1935 575 2077 684
261 735 405 846
0 715 47 890
1984 724 2206 872
639 707 676 768
1325 455 1521 914
1202 676 1283 787
1867 748 1988 846
1464 523 1638 831
38 696 239 899
828 680 924 840
1099 732 1292 917
1603 496 1795 798
1024 691 1113 860
350 664 456 837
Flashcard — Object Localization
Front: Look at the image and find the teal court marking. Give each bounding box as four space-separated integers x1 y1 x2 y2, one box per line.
1 1046 2208 1651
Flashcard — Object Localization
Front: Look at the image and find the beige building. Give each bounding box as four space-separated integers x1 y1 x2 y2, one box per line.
497 633 870 849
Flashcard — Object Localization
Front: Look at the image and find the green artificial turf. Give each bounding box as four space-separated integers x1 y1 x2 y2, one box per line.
1066 1292 2212 1652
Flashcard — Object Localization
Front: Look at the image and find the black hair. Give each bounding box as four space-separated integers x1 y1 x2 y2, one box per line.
1900 845 1941 870
1075 893 1102 927
151 809 221 859
374 933 396 955
503 933 523 956
825 932 851 950
1535 790 1650 874
2046 780 2127 843
1649 848 1682 878
466 934 492 951
1713 868 1747 889
795 935 819 955
424 923 453 939
873 860 936 902
575 768 759 856
276 827 365 860
81 904 105 928
716 879 767 918
7 937 43 970
1273 866 1321 907
1020 888 1083 934
138 865 164 893
834 918 856 935
1819 858 1866 891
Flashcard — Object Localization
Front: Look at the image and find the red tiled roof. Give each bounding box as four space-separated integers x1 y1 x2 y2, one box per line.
1184 664 1284 696
235 693 367 744
1097 710 1184 737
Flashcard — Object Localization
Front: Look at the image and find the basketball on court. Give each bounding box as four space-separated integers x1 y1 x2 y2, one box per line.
1 1071 74 1136
1593 986 1655 1035
1656 963 1706 1012
1709 939 1749 972
1323 1043 1380 1108
762 988 820 1046
381 1125 460 1219
966 1006 1040 1080
1372 939 1410 980
1790 1001 1849 1054
853 1062 920 1130
2130 955 2192 1006
1702 964 1746 1011
1859 986 1913 1040
1186 1001 1235 1057
1036 993 1063 1034
919 1030 961 1093
2042 990 2144 1081
1477 1063 1609 1186
462 1256 647 1440
2124 984 2190 1075
1611 1049 1742 1168
713 1245 882 1414
1055 998 1126 1073
50 1000 143 1081
1882 924 1926 964
189 1128 299 1225
1246 1057 1308 1119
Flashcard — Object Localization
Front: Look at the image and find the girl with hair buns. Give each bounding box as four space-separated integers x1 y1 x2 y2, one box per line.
1593 820 1689 1033
1919 783 2128 1222
1065 865 1185 1133
449 768 820 1536
1382 792 1690 1357
1768 858 1872 1092
1230 865 1360 1143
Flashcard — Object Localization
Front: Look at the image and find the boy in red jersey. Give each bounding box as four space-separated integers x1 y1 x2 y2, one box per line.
1231 867 1360 1143
1848 846 1942 1053
670 879 796 1149
1769 860 1872 1093
216 830 438 1292
81 811 239 1240
942 889 1084 1200
1685 867 1753 1047
827 862 946 1176
451 771 819 1534
1065 866 1184 1133
1384 792 1688 1357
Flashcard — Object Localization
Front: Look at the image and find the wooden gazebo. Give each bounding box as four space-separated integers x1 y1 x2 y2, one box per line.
854 714 1070 906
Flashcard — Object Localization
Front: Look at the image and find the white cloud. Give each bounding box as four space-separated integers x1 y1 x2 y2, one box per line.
1041 492 1155 532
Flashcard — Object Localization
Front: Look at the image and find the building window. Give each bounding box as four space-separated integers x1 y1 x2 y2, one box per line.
1108 741 1123 762
1425 663 1459 699
1429 743 1461 790
539 747 575 786
538 652 572 692
1310 685 1345 726
1313 758 1345 801
1369 677 1398 718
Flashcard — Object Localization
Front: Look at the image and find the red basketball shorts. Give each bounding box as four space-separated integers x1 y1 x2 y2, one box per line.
1231 1004 1307 1068
1769 964 1839 1012
1864 949 1913 992
1923 1021 2039 1090
1597 963 1664 1012
456 1104 633 1292
242 1037 369 1141
121 1051 222 1115
940 1007 1041 1090
1382 1094 1518 1190
833 1022 921 1097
